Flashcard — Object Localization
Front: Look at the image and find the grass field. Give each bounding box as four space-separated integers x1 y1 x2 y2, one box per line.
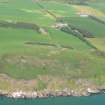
0 0 105 92
88 2 105 13
62 16 105 37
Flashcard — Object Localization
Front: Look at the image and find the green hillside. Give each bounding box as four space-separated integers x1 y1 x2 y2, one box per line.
0 0 105 94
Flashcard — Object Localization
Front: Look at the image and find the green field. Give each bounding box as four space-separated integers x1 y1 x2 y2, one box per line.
62 17 105 37
88 2 105 13
0 0 105 92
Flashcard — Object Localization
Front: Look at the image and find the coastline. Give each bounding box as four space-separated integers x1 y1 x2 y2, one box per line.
0 74 105 99
0 88 105 99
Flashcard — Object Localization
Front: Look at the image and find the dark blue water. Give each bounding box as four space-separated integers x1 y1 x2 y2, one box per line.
0 94 105 105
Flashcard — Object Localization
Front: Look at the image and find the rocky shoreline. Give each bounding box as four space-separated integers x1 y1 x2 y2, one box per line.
0 88 105 99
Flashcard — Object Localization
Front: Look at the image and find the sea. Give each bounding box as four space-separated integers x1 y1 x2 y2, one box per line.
0 94 105 105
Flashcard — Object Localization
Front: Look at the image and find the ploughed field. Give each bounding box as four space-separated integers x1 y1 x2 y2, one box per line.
0 0 105 92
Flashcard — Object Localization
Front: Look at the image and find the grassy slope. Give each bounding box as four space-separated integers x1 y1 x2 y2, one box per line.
0 0 105 91
62 17 105 37
88 2 105 13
